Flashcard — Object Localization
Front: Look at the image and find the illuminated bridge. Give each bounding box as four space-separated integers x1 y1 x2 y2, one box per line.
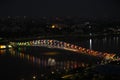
10 39 117 61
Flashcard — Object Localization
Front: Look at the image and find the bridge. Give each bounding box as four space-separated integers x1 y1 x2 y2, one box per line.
10 39 118 61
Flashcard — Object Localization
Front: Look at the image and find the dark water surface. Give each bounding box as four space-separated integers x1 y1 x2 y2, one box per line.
0 36 120 80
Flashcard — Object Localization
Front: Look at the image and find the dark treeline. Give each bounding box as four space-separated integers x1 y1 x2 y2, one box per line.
0 16 120 38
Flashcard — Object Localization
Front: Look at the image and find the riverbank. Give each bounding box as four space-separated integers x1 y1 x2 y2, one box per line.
3 32 119 42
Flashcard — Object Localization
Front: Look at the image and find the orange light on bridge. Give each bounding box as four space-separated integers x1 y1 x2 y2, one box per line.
0 45 6 49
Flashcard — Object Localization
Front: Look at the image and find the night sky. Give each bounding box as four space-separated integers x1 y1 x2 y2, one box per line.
0 0 120 18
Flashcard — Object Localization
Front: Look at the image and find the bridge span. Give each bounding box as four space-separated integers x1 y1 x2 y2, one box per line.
9 39 118 61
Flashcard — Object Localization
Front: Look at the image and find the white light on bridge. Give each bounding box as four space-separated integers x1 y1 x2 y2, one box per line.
8 45 12 48
51 25 55 28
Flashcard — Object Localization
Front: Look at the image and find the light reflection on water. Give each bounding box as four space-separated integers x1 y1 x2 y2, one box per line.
0 49 6 55
9 48 89 71
89 38 92 50
82 36 120 54
0 36 120 79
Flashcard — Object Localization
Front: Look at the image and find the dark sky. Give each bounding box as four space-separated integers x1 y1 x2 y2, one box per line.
0 0 120 18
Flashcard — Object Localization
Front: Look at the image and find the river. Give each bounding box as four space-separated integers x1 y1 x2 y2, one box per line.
0 36 120 80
